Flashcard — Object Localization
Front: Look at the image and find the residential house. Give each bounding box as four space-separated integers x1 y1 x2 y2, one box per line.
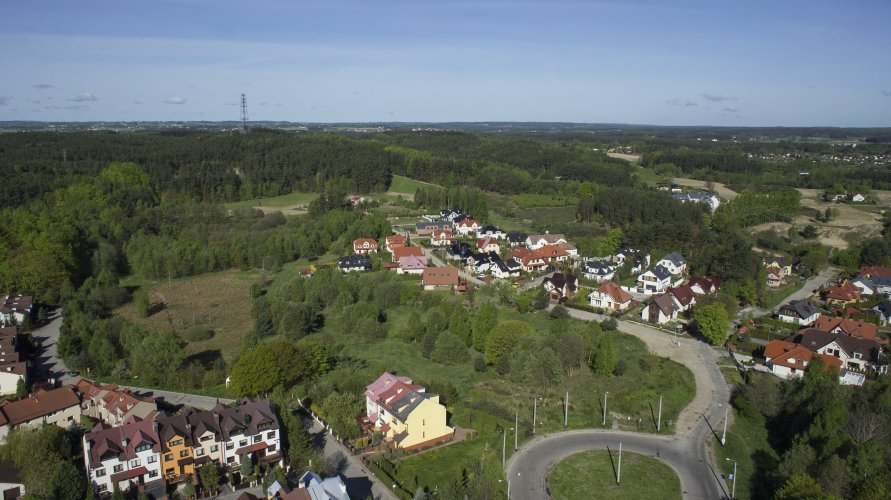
454 218 480 237
156 413 195 483
850 276 875 296
849 192 866 203
589 282 633 312
777 300 821 326
392 246 425 263
0 328 26 396
668 285 696 313
421 267 460 291
74 379 158 427
688 277 720 295
766 267 785 288
294 470 350 500
525 233 567 250
812 316 884 344
763 257 793 277
508 245 569 273
385 235 406 253
824 280 861 307
364 373 454 450
637 266 672 295
613 248 637 266
641 294 679 324
347 195 367 206
542 273 578 303
439 210 464 222
763 340 843 381
397 255 428 275
467 252 502 274
870 276 891 296
505 231 528 247
656 252 687 276
581 260 616 283
557 242 579 257
786 329 887 374
873 301 891 326
672 191 720 211
858 266 891 280
0 387 81 442
337 255 371 273
0 461 24 500
352 238 378 255
476 237 500 254
445 242 473 261
431 228 455 247
476 225 505 240
415 221 451 237
82 416 164 496
492 258 522 279
0 294 32 327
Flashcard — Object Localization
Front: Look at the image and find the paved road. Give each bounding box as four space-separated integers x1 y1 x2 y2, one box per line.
305 416 398 500
737 267 840 320
507 307 733 499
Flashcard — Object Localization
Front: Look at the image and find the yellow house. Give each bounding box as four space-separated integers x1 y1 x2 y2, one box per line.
763 257 792 277
157 416 195 482
364 373 454 450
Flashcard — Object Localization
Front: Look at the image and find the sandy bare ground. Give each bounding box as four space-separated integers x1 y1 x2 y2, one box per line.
748 189 885 250
254 204 308 216
606 152 642 163
673 177 739 200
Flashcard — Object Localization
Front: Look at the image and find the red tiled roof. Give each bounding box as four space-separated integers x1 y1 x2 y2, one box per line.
392 246 424 261
859 266 891 279
764 340 842 373
0 387 79 426
422 266 459 287
813 315 878 340
669 285 696 307
595 282 632 304
825 281 860 302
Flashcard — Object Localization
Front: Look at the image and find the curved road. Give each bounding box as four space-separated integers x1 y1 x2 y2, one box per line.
507 309 733 499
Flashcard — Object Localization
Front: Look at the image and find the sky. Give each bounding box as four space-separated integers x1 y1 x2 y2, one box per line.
1 0 890 126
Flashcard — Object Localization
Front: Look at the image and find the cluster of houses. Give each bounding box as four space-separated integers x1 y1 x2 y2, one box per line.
767 299 887 384
0 327 27 397
0 293 32 327
671 191 721 212
361 372 454 451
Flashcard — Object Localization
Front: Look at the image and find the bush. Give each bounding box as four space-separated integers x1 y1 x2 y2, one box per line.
473 353 487 372
183 326 214 342
601 318 618 331
134 289 150 318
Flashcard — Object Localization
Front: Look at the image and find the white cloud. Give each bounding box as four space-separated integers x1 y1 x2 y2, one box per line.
164 96 187 104
700 93 737 102
70 92 98 102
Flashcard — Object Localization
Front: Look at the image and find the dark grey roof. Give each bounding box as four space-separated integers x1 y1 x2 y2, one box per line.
649 266 672 281
390 390 435 421
446 242 472 258
661 252 686 266
544 273 578 293
873 301 891 318
779 299 819 319
871 276 891 287
651 293 677 315
506 231 528 243
337 254 371 269
505 258 522 269
478 225 502 234
584 260 614 274
416 221 451 230
787 329 884 364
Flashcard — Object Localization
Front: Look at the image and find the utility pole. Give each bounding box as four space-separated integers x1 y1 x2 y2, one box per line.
532 398 537 434
722 407 728 445
602 391 609 426
514 411 518 451
730 460 737 498
617 442 622 485
507 478 511 499
657 395 663 432
502 429 506 469
240 93 249 132
564 391 569 426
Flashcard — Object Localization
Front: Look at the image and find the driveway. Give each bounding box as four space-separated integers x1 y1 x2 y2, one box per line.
305 417 397 500
506 307 733 499
30 309 80 385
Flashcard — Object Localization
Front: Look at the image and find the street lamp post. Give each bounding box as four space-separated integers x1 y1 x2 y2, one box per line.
602 391 609 426
726 457 737 499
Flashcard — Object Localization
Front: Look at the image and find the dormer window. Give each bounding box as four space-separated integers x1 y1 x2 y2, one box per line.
854 352 862 359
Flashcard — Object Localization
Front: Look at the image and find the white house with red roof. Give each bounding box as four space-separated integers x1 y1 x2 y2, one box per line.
589 282 633 311
476 237 500 254
764 340 843 381
397 255 428 275
82 416 164 496
431 228 455 247
74 379 158 427
454 218 480 236
353 238 379 255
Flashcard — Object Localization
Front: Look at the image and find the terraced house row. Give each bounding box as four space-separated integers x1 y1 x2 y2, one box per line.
82 398 281 495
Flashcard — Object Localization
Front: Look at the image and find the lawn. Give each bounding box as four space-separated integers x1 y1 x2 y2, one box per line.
548 450 681 500
759 280 805 310
388 175 440 195
115 269 260 361
509 193 579 209
223 191 318 210
712 412 779 500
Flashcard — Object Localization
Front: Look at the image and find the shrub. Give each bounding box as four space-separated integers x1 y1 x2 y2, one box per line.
183 326 214 342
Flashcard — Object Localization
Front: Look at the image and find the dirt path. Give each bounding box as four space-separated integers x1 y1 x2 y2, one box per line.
673 177 739 200
606 152 642 163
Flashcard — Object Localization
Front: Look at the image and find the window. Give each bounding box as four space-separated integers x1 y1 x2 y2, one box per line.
131 459 140 467
148 456 157 464
210 445 218 452
165 454 173 461
239 440 248 447
165 468 175 477
113 464 123 473
266 431 275 440
195 448 204 457
170 439 183 446
200 435 214 442
253 435 261 443
227 457 235 464
854 352 862 359
179 450 189 458
136 443 151 453
226 442 234 450
268 444 276 453
99 485 108 492
95 468 106 478
148 470 158 478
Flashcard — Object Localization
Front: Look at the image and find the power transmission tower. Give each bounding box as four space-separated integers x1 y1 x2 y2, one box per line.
240 93 249 132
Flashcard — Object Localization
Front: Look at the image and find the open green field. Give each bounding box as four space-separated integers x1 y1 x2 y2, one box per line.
509 193 579 209
548 450 681 500
712 411 779 500
389 174 440 195
223 191 319 210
